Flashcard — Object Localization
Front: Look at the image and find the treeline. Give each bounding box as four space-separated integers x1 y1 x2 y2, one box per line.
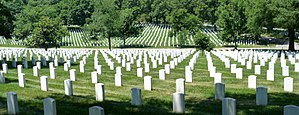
0 0 298 50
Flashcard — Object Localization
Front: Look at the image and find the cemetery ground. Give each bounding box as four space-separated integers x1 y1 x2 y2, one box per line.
1 48 299 114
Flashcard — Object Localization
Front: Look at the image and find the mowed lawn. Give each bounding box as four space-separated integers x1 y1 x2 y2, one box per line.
0 49 298 115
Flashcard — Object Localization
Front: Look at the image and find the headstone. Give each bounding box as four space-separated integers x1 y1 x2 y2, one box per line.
230 64 236 73
185 66 192 82
64 79 73 96
91 71 98 84
214 73 222 84
256 86 268 105
115 74 122 86
18 73 26 87
80 61 85 73
137 68 143 77
173 92 185 113
165 64 170 74
235 68 243 79
50 68 56 79
109 62 114 70
282 66 289 76
70 69 76 81
159 69 165 80
89 106 104 115
37 62 41 69
96 65 102 75
176 78 185 94
170 61 175 69
64 63 68 71
248 75 256 89
17 65 22 74
33 66 39 77
0 71 5 83
131 88 142 106
43 98 56 115
116 66 122 75
40 76 48 91
95 83 105 101
246 61 252 69
2 63 8 73
126 63 131 71
222 98 236 115
7 92 18 115
266 69 274 81
284 105 299 115
215 83 225 100
284 77 293 92
144 76 152 91
255 65 261 75
145 63 150 73
295 63 299 72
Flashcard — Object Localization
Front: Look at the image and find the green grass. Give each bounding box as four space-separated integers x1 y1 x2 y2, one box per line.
0 49 298 114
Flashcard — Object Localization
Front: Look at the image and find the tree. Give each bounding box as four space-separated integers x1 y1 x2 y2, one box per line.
13 0 60 40
216 0 247 49
194 31 215 52
57 0 94 26
167 0 202 47
85 0 123 50
245 0 275 39
24 16 68 50
0 2 12 38
272 0 299 51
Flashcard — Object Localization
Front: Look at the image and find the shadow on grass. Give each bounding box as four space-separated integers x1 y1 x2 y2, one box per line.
1 91 298 114
1 61 78 70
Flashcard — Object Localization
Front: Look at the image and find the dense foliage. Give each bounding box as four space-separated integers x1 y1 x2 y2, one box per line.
0 0 297 50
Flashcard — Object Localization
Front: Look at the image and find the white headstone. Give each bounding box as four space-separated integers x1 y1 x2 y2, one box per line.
230 64 236 73
2 63 8 73
165 64 170 74
266 69 274 81
282 66 289 76
185 66 192 82
115 74 122 86
159 69 165 80
214 73 222 84
91 71 98 84
70 69 76 81
254 65 261 75
248 75 257 89
284 77 293 92
235 68 243 79
96 65 102 75
144 76 152 91
95 83 105 101
176 78 185 94
137 68 143 77
40 76 48 91
50 68 56 79
144 63 150 73
33 66 39 77
126 63 131 71
18 73 26 87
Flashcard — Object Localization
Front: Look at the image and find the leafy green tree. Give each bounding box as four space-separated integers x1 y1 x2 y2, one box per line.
85 0 123 50
272 0 299 51
216 0 247 49
24 16 68 50
194 31 215 52
167 1 202 47
0 2 12 38
13 0 59 40
245 0 275 38
57 0 94 26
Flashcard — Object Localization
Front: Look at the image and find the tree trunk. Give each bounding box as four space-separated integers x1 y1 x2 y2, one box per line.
288 28 295 51
108 36 112 51
123 37 126 47
234 35 237 50
213 25 217 31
